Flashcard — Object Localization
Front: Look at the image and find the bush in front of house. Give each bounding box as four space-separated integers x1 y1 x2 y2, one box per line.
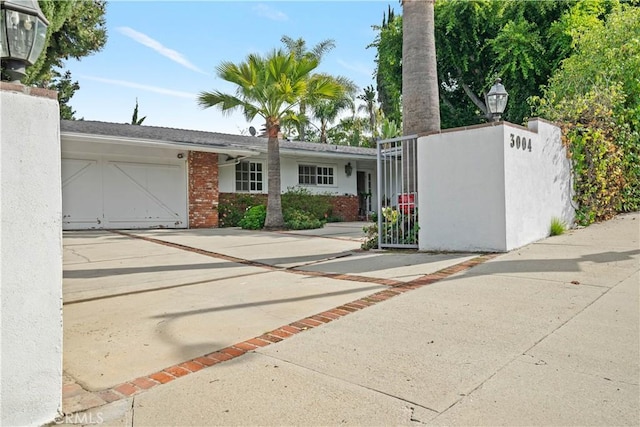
284 208 324 230
239 205 266 230
219 193 266 227
281 187 332 222
227 187 337 230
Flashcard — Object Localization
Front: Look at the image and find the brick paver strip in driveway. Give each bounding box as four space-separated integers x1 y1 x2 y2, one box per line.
62 232 497 415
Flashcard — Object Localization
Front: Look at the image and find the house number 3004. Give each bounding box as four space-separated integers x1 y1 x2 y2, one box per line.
510 134 532 152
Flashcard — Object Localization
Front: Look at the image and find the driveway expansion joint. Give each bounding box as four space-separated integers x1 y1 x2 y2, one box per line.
62 250 499 415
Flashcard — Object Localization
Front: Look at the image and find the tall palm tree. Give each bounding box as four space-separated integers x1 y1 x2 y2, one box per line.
198 50 343 229
402 0 441 191
402 0 440 136
358 85 378 144
311 96 354 144
310 75 358 143
281 36 336 140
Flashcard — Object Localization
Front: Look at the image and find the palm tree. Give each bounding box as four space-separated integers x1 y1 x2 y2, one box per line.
310 75 358 143
311 96 354 144
198 50 343 229
402 0 441 191
131 98 146 125
358 85 378 144
402 0 440 135
281 36 336 139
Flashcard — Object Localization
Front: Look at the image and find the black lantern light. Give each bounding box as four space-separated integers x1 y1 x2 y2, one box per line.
486 78 508 121
345 162 353 177
1 0 49 82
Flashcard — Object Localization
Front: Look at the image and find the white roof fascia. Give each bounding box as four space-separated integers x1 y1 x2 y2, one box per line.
61 132 260 157
278 148 376 161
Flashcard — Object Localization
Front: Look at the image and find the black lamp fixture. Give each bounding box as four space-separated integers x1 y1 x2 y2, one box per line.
486 78 508 121
1 0 49 82
345 162 353 177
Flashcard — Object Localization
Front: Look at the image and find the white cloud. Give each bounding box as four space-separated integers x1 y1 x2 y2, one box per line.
337 59 373 79
80 75 197 99
252 3 288 21
117 26 207 75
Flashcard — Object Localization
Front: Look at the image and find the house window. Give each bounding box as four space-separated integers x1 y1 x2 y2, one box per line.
298 164 334 186
235 161 263 192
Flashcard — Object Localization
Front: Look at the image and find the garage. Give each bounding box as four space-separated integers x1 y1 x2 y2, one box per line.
60 120 259 230
62 154 188 230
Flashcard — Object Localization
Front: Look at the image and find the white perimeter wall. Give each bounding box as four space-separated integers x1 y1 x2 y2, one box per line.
1 86 62 425
418 125 507 251
504 120 574 249
418 120 573 252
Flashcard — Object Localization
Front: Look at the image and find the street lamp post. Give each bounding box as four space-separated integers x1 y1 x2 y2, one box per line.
486 78 508 122
1 0 49 82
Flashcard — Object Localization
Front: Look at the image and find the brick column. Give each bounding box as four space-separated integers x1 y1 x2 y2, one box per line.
188 151 219 228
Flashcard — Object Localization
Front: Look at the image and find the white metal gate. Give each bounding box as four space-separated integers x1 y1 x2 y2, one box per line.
376 135 419 249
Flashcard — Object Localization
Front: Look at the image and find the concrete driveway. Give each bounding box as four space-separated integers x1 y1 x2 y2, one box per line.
63 223 476 399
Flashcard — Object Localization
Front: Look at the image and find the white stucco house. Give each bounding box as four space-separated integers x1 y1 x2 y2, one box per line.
60 120 378 230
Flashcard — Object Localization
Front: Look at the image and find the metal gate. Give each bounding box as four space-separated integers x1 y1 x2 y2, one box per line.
376 135 419 249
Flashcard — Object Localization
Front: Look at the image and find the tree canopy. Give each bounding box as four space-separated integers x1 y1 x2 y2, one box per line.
369 0 627 129
198 49 344 228
533 5 640 224
9 0 108 118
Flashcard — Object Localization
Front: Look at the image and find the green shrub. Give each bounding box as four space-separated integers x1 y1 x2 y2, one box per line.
361 222 379 250
549 217 566 236
282 187 332 221
239 205 266 230
219 194 265 227
361 208 419 250
284 209 324 230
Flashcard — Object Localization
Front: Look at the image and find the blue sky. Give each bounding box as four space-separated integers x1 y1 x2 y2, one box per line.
65 1 400 135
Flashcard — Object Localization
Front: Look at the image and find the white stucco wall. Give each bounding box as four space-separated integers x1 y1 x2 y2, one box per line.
1 86 62 425
503 120 574 250
418 125 507 251
417 120 573 252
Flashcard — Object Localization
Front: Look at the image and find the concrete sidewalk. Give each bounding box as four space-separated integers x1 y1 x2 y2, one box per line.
64 214 639 426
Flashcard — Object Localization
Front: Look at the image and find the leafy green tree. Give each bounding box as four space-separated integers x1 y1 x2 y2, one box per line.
328 116 370 147
25 0 107 84
12 0 107 118
370 0 626 128
51 70 79 120
533 5 640 223
369 6 402 125
198 50 343 229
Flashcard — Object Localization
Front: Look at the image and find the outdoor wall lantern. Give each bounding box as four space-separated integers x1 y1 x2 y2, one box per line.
0 0 49 82
345 162 353 177
486 78 508 121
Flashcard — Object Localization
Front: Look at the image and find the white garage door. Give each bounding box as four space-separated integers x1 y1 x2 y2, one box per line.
62 156 188 230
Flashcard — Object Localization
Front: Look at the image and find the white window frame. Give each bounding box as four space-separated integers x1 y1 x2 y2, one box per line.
298 164 336 187
235 160 264 193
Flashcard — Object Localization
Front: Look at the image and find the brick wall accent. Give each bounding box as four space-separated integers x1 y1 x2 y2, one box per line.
328 195 359 221
188 152 219 228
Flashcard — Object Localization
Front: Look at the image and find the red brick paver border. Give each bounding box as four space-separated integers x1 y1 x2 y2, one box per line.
62 251 499 415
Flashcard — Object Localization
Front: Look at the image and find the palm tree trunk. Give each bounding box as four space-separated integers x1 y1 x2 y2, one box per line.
264 119 285 229
402 0 440 192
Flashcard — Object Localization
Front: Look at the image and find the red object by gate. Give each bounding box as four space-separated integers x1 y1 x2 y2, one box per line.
398 193 415 214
